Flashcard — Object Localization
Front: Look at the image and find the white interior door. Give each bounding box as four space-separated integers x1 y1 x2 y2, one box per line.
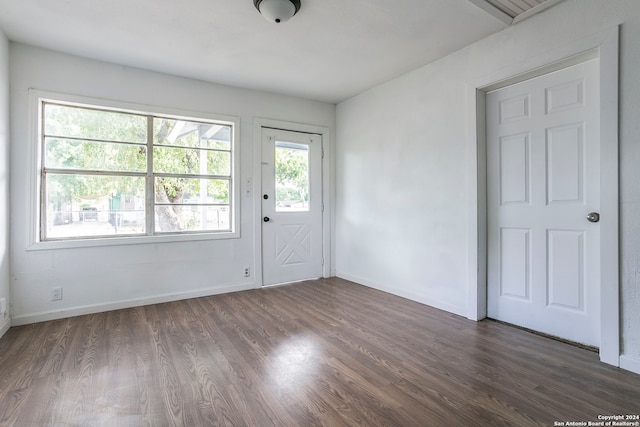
261 128 323 286
486 59 600 346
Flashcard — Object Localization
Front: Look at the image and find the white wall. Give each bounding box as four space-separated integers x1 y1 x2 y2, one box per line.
0 30 10 337
10 44 335 324
336 0 640 373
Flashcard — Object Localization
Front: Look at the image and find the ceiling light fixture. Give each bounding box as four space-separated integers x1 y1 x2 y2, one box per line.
254 0 301 24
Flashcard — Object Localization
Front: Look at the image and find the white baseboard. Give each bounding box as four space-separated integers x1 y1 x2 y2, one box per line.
620 355 640 375
335 271 467 317
0 316 10 339
12 282 257 326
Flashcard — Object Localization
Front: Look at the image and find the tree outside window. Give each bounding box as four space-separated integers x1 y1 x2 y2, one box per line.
41 101 235 240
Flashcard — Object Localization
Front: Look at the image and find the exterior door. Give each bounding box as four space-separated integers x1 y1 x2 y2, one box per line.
261 128 323 286
486 59 600 346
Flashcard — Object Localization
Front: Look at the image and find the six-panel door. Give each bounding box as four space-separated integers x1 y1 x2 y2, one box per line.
486 59 601 346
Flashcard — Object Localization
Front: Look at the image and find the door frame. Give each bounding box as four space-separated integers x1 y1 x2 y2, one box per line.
253 118 332 286
465 27 620 366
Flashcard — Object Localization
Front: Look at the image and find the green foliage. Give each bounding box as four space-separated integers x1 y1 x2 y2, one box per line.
45 104 146 143
43 103 232 233
275 145 309 206
45 139 147 172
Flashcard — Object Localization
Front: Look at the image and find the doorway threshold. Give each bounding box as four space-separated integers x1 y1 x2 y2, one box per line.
487 318 599 353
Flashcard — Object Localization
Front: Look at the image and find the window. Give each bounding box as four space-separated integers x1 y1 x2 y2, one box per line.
38 96 238 243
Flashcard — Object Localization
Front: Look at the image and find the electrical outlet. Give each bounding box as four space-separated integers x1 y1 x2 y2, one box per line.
243 266 250 277
51 287 63 301
0 298 6 319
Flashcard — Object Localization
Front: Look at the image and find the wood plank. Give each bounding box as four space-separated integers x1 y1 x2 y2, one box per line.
0 277 638 426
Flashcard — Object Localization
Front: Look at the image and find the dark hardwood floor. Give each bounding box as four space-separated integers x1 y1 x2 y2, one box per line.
0 277 638 426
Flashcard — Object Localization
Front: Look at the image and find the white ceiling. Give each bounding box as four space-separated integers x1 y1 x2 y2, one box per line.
0 0 557 103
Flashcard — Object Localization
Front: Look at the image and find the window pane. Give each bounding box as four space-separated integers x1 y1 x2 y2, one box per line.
40 98 237 241
153 146 231 176
154 206 230 233
153 118 231 150
44 174 145 239
44 104 146 143
155 177 229 204
275 142 310 212
45 138 146 172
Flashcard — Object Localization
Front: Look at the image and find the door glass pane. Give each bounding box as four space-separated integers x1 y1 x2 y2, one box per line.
275 141 309 212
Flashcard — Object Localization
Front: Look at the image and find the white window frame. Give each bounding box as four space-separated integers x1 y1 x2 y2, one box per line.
28 90 240 250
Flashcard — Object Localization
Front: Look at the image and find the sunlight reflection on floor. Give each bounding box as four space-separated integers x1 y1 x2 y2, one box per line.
269 335 319 392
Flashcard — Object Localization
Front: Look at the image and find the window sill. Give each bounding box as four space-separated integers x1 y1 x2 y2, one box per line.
28 230 240 251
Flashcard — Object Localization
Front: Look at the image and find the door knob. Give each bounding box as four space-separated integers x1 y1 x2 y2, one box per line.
263 216 270 222
586 212 600 223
